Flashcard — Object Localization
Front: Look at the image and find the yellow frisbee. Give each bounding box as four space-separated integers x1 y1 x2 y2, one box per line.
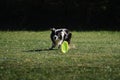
61 41 69 53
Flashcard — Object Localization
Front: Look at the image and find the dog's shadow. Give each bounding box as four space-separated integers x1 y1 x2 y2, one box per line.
24 48 57 53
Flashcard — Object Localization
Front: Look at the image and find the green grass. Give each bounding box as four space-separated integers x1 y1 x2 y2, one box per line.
0 31 120 80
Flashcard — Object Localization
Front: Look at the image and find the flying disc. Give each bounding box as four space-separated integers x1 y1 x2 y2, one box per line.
61 41 69 53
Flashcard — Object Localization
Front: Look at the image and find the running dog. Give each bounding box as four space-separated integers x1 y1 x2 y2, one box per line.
49 28 72 50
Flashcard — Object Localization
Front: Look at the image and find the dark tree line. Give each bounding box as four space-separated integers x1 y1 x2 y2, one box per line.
0 0 120 30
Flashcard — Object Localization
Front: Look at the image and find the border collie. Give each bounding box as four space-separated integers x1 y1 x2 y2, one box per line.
49 28 72 50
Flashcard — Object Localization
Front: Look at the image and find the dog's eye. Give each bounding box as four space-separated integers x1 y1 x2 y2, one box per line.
56 32 59 35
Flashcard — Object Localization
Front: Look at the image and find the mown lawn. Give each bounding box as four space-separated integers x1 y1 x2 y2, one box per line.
0 31 120 80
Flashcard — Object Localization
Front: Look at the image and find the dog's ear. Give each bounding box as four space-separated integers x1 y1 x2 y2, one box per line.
50 28 56 31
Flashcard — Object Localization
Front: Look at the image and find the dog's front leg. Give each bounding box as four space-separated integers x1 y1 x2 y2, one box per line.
58 40 63 49
49 43 56 50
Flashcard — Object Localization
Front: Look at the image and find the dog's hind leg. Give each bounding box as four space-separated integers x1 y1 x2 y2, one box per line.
66 33 72 44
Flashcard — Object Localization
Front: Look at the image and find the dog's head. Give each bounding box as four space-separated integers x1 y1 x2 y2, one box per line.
50 28 68 41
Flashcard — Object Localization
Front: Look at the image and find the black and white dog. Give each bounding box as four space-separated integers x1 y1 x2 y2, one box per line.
49 28 72 50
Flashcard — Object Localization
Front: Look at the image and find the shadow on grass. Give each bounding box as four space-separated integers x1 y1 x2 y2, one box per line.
24 48 57 52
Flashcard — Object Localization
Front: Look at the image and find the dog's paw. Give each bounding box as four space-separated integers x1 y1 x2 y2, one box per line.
49 48 53 50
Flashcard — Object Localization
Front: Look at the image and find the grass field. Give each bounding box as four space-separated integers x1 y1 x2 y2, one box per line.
0 31 120 80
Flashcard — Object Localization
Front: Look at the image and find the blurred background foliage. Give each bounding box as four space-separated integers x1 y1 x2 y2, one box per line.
0 0 119 30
